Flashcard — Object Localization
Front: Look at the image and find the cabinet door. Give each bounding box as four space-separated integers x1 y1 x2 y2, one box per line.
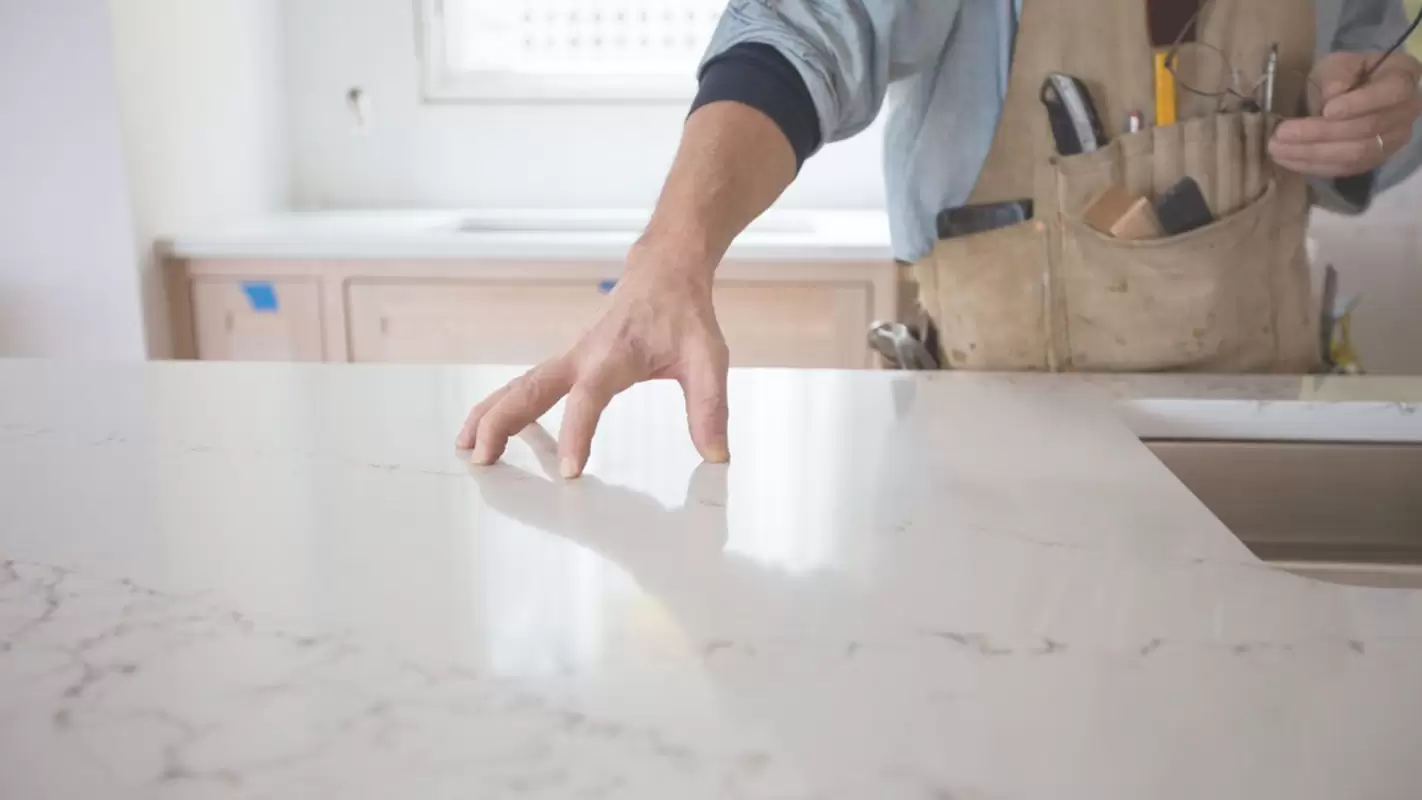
191 279 324 362
346 279 875 368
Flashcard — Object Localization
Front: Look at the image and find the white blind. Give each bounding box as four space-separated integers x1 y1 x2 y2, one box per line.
442 0 726 76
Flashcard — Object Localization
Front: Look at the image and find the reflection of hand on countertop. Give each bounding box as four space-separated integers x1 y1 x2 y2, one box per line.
464 421 1422 800
469 425 996 798
473 424 731 570
468 425 887 649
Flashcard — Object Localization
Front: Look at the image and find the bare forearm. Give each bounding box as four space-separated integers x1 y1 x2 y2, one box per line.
631 101 798 279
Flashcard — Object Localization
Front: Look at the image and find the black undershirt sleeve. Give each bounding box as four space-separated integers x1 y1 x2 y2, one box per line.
690 42 824 171
693 41 1378 209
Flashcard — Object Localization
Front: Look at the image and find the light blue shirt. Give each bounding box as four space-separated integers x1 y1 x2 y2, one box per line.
705 0 1422 261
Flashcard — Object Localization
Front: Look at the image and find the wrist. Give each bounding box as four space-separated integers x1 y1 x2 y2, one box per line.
627 230 720 286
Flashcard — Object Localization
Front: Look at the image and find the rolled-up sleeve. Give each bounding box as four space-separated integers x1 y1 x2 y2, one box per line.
1332 0 1411 52
700 0 959 154
1315 0 1422 212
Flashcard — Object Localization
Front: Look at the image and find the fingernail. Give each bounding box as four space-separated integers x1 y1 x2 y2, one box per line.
471 446 492 466
705 444 730 464
559 458 581 479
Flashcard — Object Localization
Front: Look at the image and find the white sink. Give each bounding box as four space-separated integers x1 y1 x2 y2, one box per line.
447 213 817 236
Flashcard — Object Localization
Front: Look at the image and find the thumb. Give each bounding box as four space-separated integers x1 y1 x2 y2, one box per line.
1317 75 1358 115
678 345 730 464
1322 78 1353 104
1312 53 1366 112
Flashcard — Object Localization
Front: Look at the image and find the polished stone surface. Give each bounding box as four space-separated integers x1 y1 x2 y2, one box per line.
1036 373 1422 442
1 361 1419 799
1035 372 1422 403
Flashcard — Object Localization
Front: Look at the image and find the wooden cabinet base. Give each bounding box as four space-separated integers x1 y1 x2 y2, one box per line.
167 258 898 369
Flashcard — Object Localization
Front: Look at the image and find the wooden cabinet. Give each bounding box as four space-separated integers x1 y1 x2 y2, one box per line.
346 279 878 368
347 279 609 364
713 283 873 368
168 259 898 369
189 278 324 362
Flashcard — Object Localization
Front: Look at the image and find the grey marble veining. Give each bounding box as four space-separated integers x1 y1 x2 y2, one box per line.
1 361 1420 799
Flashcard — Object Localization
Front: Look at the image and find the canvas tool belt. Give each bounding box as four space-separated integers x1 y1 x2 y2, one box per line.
911 0 1321 373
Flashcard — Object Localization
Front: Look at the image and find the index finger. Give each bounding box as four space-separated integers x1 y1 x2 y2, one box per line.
1273 101 1420 144
456 384 509 449
1324 70 1419 120
469 362 573 465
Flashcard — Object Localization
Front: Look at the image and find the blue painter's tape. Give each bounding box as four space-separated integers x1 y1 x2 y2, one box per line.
597 279 618 295
241 282 279 312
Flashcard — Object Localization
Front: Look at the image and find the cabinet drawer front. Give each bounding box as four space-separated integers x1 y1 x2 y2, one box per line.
191 279 324 362
347 281 608 365
347 280 874 368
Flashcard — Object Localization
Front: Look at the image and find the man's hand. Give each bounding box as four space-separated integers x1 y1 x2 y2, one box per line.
1270 50 1422 178
456 247 730 479
455 99 798 476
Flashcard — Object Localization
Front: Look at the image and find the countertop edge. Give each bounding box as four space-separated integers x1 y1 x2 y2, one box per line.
1118 397 1422 443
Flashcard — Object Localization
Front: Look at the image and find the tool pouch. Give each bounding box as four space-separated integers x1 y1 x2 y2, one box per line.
917 111 1318 373
913 218 1052 370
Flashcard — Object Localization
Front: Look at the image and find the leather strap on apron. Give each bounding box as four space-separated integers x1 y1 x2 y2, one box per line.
913 0 1320 373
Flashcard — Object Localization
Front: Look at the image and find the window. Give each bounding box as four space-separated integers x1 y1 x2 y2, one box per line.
420 0 726 101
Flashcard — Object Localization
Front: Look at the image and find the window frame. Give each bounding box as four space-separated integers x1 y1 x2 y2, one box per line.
418 0 704 103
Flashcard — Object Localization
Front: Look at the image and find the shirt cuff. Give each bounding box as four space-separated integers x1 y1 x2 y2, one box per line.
1334 171 1377 210
690 42 823 170
1314 170 1378 214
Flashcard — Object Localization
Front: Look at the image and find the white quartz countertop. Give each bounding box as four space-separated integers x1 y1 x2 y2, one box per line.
161 209 896 262
2 361 1421 799
1008 372 1422 442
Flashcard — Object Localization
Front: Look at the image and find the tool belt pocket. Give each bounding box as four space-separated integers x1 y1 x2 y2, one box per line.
915 220 1050 370
1053 112 1280 371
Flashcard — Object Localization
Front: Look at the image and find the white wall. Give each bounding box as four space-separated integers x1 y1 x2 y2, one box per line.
0 0 147 358
109 0 290 357
282 0 886 211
